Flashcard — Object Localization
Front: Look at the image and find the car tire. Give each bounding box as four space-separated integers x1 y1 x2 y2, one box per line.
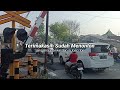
36 52 38 55
59 56 64 65
51 59 54 65
76 70 82 79
98 68 106 72
31 49 35 53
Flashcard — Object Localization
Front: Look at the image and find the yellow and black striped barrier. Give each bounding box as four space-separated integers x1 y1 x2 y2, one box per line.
27 55 32 75
8 55 38 79
9 63 14 79
14 60 19 79
30 58 33 76
32 59 38 78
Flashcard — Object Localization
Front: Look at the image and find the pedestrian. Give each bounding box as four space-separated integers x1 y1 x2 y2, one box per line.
47 47 54 64
110 45 118 60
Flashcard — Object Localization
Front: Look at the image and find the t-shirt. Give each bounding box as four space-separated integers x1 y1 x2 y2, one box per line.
48 48 54 55
111 47 118 53
69 53 78 63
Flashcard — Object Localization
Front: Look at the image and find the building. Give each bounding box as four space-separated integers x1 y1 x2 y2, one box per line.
102 29 116 38
79 29 120 52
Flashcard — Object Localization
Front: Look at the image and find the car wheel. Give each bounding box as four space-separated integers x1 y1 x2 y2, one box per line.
31 49 35 53
75 70 82 79
36 52 38 55
98 68 106 72
59 57 64 65
50 56 54 65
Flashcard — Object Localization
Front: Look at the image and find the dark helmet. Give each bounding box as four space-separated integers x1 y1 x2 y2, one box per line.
72 51 76 53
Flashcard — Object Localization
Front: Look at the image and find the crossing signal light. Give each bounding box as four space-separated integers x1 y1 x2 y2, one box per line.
16 29 28 42
3 27 16 43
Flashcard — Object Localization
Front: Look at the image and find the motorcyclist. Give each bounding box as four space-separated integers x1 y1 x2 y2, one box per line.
65 51 78 70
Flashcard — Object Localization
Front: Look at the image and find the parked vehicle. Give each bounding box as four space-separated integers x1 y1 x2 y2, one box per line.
31 48 35 53
35 49 45 55
47 54 54 65
53 50 59 57
35 48 54 64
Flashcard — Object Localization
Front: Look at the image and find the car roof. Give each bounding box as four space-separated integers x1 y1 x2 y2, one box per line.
69 42 110 46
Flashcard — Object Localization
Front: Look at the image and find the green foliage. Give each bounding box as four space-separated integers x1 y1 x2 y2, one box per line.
32 24 44 43
50 22 70 42
33 23 52 43
38 24 44 35
49 21 80 43
63 20 80 36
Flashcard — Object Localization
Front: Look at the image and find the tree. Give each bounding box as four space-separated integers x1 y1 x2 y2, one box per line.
50 22 70 43
32 23 45 43
63 20 80 36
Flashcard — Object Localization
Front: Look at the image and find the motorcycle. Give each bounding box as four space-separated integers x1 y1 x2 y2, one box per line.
65 60 83 79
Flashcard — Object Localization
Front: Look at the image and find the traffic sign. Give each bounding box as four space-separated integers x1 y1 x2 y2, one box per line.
0 11 28 20
12 17 30 28
0 17 13 25
5 11 30 24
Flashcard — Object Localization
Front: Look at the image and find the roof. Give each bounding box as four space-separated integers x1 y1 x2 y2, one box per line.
70 42 110 45
108 36 120 41
80 34 110 40
102 29 116 37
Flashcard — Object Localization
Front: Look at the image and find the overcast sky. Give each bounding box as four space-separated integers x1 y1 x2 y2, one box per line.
1 11 120 36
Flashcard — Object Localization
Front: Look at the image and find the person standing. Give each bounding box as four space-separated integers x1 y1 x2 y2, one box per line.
110 45 118 60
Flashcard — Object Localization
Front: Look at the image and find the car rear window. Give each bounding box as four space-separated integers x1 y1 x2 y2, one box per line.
91 45 109 53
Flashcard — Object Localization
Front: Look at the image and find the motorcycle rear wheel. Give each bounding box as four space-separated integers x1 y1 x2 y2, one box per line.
75 70 82 79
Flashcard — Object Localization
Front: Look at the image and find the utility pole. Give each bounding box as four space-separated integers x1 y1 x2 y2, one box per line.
44 11 49 74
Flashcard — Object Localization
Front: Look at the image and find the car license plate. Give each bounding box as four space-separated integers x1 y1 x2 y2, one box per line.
77 67 83 70
100 55 107 59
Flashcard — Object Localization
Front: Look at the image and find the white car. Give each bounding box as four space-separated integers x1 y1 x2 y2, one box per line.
35 48 45 55
59 43 114 71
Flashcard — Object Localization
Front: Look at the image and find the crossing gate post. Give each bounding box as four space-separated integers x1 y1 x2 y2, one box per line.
9 21 16 79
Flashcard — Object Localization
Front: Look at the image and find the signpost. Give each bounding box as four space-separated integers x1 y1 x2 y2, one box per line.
0 11 31 79
44 11 49 74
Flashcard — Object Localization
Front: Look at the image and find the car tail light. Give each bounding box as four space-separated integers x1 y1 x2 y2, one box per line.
89 52 98 56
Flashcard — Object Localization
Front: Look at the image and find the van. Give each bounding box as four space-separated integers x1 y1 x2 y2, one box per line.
59 43 114 71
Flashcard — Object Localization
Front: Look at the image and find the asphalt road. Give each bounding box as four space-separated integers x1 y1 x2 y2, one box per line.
28 52 120 79
49 58 120 79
